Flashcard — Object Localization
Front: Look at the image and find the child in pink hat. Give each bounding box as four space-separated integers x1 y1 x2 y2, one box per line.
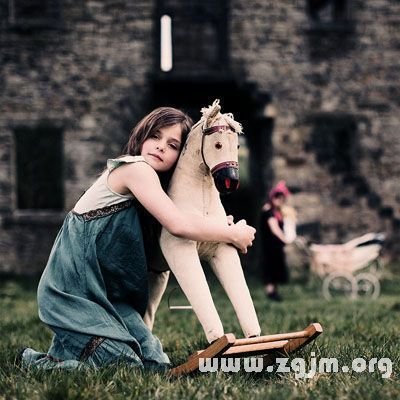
259 181 296 301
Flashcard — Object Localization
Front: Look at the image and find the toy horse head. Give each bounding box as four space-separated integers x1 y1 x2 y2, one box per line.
200 100 242 194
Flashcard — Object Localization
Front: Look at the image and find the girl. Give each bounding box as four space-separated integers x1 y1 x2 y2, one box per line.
20 107 256 371
259 181 296 302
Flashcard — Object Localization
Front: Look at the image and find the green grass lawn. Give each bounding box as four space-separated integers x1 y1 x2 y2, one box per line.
0 267 399 400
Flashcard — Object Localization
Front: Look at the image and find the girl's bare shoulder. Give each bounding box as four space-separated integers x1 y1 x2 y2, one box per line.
108 158 158 193
119 159 157 179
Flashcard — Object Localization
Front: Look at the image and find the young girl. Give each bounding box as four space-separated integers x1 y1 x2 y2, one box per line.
259 181 296 302
20 107 256 371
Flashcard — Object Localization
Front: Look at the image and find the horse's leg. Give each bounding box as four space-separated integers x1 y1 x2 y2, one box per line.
162 240 224 343
208 244 261 338
143 270 170 330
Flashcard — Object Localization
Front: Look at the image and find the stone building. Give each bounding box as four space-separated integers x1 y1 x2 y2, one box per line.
0 0 399 275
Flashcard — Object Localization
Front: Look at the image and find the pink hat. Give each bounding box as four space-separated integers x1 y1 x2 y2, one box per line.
269 180 291 200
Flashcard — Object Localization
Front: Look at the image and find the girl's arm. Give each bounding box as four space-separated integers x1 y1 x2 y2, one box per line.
267 217 287 244
113 162 255 253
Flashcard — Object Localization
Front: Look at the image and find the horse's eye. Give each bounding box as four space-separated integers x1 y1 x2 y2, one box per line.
237 144 240 149
215 142 222 150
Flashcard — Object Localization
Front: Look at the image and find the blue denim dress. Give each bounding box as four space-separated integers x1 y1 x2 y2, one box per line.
21 160 170 370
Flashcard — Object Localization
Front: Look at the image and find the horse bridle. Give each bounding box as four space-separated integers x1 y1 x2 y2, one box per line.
201 125 239 174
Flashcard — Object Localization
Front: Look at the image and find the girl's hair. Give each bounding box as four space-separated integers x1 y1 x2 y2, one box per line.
124 107 193 156
126 107 193 257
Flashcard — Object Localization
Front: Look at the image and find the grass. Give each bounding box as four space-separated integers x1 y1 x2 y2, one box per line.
0 266 399 400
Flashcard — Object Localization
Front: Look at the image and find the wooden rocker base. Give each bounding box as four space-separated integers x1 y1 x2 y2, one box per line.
168 323 323 377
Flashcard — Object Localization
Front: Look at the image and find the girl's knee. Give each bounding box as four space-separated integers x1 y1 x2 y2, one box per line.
86 339 143 368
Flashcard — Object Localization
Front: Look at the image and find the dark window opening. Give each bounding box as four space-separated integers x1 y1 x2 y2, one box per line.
7 0 62 30
304 0 356 60
156 0 229 76
306 114 359 174
306 0 350 24
14 124 64 210
151 77 273 226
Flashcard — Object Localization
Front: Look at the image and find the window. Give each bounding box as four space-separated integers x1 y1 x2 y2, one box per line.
14 124 64 210
306 0 350 24
305 0 355 59
160 14 173 72
306 113 358 174
157 0 228 74
7 0 61 29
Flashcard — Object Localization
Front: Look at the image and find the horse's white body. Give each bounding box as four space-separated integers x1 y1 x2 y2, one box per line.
144 101 260 343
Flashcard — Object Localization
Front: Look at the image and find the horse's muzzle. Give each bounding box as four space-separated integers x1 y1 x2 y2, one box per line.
211 162 240 194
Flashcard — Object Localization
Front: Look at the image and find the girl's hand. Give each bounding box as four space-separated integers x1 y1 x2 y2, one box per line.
230 219 256 254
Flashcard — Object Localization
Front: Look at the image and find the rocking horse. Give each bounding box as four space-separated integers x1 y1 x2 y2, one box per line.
143 100 322 375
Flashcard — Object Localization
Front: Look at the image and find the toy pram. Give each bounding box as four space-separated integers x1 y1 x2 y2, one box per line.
297 232 385 299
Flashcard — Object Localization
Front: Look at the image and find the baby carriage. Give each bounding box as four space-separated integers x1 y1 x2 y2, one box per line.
297 232 385 299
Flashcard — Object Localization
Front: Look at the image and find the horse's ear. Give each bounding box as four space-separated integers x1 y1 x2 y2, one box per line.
206 100 221 126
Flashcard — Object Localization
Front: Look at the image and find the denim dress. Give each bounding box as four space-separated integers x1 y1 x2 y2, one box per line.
21 157 170 370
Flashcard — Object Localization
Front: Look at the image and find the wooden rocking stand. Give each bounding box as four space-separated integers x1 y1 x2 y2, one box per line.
168 323 323 377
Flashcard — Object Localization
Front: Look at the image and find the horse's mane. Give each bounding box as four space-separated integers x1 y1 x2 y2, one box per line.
190 99 243 134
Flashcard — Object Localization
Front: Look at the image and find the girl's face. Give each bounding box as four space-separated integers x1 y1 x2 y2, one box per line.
140 124 183 172
271 193 285 208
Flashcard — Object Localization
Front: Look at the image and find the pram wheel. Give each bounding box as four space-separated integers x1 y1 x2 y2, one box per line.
355 272 380 299
322 272 357 300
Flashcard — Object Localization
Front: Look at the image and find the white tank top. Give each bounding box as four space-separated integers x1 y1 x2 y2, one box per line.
73 155 147 214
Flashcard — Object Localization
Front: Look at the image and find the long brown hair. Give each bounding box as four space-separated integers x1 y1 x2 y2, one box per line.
124 107 192 190
125 107 193 265
124 107 193 157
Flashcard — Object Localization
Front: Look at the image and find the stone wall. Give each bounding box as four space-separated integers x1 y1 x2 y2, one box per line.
0 0 156 274
0 0 399 275
229 0 400 250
